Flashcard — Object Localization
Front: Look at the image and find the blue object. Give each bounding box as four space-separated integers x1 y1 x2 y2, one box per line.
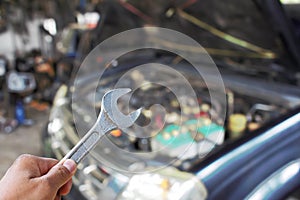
15 100 25 124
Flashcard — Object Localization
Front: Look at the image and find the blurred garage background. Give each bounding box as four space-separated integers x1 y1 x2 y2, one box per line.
0 0 300 199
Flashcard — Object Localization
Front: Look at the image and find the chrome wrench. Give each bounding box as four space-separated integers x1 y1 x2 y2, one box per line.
61 88 142 164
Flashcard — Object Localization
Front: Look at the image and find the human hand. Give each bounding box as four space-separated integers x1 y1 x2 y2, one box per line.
0 154 77 200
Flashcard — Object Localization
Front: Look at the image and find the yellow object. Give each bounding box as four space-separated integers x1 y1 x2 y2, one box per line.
228 114 247 138
160 179 170 191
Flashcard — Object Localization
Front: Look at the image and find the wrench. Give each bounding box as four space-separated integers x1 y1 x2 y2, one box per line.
61 88 142 164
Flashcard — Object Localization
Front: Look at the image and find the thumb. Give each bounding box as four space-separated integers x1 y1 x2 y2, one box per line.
44 159 77 189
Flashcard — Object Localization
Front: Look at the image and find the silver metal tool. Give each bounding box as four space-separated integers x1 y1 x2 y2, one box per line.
61 88 142 164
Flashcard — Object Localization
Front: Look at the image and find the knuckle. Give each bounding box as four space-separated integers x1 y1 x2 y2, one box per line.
15 154 33 165
17 154 32 161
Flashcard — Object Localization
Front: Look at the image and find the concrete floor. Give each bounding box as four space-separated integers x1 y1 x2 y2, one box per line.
0 107 49 178
0 14 45 178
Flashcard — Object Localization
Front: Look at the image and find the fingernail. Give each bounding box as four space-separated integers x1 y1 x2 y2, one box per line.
63 159 76 173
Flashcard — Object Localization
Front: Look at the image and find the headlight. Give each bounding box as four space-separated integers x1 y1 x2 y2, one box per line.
117 167 207 200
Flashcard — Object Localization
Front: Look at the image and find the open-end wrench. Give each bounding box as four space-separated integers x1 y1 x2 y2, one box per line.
61 88 142 164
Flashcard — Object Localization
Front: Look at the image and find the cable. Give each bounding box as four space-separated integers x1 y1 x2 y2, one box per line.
176 9 277 59
118 0 153 24
149 37 277 58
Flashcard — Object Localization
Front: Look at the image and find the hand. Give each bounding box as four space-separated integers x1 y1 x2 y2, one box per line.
0 154 77 200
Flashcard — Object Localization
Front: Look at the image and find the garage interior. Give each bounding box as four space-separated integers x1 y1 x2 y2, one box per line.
0 1 300 200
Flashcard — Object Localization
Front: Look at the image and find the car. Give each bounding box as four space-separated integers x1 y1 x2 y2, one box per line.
43 1 300 199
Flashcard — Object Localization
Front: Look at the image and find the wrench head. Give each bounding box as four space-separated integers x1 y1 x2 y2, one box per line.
102 88 142 129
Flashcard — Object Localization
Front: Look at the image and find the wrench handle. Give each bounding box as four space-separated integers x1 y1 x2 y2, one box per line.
61 130 102 164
